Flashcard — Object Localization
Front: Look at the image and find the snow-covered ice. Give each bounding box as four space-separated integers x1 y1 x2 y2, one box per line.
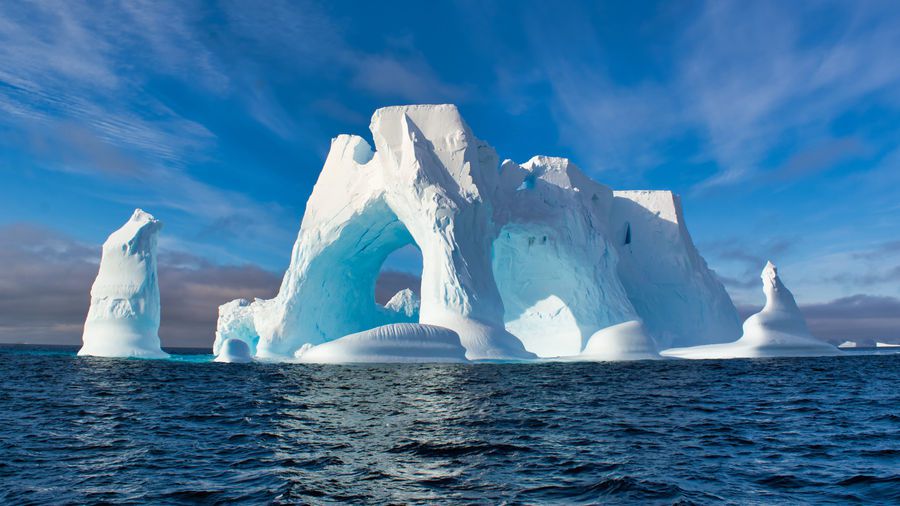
662 262 840 359
79 209 168 359
294 323 467 363
214 338 253 363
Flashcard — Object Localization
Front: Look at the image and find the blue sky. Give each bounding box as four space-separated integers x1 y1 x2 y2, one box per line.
1 1 899 345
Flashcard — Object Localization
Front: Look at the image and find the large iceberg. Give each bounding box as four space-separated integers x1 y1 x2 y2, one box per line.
79 209 168 358
662 262 840 359
216 105 741 362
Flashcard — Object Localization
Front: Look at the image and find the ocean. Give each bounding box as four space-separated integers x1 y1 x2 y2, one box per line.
1 346 897 504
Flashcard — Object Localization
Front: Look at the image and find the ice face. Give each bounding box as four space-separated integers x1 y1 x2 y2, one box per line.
661 262 840 359
611 191 742 349
79 209 168 359
213 299 259 356
215 104 742 363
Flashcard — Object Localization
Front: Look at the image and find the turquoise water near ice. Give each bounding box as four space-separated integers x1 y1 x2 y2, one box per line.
1 345 898 504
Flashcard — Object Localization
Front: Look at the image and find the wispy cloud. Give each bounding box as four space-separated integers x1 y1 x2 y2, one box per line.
0 1 468 244
517 1 900 191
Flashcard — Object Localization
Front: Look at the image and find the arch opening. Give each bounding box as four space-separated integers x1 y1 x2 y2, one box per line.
492 225 587 357
375 243 423 321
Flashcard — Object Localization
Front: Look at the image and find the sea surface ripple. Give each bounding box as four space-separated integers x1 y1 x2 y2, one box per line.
0 346 898 505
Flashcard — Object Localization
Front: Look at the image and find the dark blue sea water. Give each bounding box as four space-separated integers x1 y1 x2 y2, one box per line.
1 346 898 505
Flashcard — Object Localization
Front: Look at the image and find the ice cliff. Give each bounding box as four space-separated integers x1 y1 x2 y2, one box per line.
79 209 167 358
662 262 840 359
216 104 742 362
612 191 741 349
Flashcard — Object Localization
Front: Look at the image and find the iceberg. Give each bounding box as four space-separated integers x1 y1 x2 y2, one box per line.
876 342 900 348
383 288 420 321
662 262 840 359
214 338 253 363
216 105 741 362
294 323 467 363
213 299 259 357
838 341 857 348
79 209 168 358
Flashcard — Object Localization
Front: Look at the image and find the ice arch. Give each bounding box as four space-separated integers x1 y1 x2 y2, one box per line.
491 157 647 357
215 105 738 362
220 106 533 360
493 227 597 357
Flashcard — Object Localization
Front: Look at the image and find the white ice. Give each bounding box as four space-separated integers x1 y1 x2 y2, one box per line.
662 262 840 359
79 209 168 358
293 323 467 363
611 191 741 349
383 289 420 321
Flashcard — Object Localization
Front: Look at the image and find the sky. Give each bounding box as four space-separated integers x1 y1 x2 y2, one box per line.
1 0 899 347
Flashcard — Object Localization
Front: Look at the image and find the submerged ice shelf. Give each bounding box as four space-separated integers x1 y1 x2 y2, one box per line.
77 105 841 364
